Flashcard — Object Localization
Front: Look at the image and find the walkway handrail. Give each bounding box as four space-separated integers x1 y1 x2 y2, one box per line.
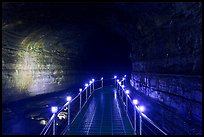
40 114 56 135
116 77 168 135
40 74 167 135
40 77 105 135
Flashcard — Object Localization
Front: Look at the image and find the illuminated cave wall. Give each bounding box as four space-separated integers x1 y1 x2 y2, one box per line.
2 23 88 103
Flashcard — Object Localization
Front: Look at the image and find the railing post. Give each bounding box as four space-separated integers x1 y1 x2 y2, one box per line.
89 84 91 95
68 103 71 127
114 76 117 86
51 106 58 135
116 80 119 90
102 79 103 88
125 90 129 114
122 88 123 100
86 88 87 102
118 85 120 94
139 115 142 135
126 95 128 113
53 115 56 135
134 107 137 135
93 82 94 91
79 89 82 111
80 93 82 110
122 78 125 85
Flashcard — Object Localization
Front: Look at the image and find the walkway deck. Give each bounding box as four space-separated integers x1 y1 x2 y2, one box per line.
66 86 134 135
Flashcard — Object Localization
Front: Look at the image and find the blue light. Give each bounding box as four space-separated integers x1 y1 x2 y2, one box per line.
138 106 145 112
125 90 129 94
122 78 125 81
79 88 82 92
89 81 92 84
114 75 117 79
92 79 95 82
85 83 88 87
121 85 124 88
124 75 126 77
117 79 119 82
101 77 103 80
51 106 58 114
133 99 138 105
66 96 72 102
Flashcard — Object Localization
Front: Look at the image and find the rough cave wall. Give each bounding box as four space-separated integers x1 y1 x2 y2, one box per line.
2 26 87 103
128 3 202 121
99 2 202 121
2 4 92 103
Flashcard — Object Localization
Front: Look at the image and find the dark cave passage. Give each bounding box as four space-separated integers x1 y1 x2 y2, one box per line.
2 2 202 135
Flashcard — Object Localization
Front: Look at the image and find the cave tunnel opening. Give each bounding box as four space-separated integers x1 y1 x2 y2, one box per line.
81 24 132 75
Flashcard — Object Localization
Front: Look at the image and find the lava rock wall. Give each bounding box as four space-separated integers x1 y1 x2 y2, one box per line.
130 72 202 121
2 17 89 103
128 2 202 121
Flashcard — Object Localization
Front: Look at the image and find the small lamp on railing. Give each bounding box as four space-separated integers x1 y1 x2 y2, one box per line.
124 75 126 78
89 80 92 85
122 77 125 85
138 105 145 135
66 96 72 102
92 79 95 90
133 99 138 135
89 81 92 94
66 96 72 127
85 83 88 101
121 85 125 89
114 75 117 86
101 77 103 88
138 106 145 113
133 99 138 105
125 90 129 95
51 106 58 114
51 106 58 135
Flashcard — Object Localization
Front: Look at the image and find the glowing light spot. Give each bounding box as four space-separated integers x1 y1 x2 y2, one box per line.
13 35 64 96
40 120 47 125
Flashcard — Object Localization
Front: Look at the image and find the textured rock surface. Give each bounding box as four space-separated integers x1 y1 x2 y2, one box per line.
125 2 202 133
130 72 202 121
97 2 202 75
2 4 91 102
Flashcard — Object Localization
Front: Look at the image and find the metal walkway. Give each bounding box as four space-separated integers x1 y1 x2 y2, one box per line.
40 76 167 135
66 86 134 135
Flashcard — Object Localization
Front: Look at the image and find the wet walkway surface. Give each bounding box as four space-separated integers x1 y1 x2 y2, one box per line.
66 86 134 135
